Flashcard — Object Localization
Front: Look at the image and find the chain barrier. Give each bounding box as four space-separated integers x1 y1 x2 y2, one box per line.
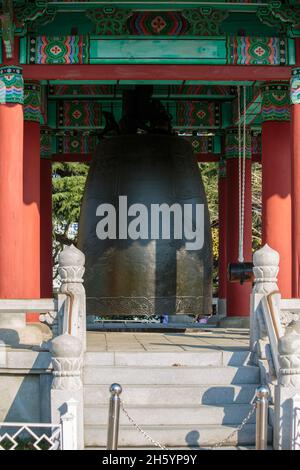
120 398 257 450
120 388 259 450
212 401 256 448
120 400 167 450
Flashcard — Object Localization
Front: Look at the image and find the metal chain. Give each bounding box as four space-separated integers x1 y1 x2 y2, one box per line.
121 398 256 450
120 400 167 450
212 401 256 448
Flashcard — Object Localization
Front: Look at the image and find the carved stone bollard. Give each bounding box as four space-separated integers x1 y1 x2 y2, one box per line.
50 333 84 449
51 333 83 390
274 322 300 449
58 244 86 352
252 244 279 295
250 244 280 357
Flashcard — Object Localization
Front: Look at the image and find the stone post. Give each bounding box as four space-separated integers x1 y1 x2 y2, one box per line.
250 244 279 357
274 322 300 449
60 398 78 450
58 245 86 352
50 333 84 450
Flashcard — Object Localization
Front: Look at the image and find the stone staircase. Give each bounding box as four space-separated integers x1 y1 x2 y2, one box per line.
83 349 272 448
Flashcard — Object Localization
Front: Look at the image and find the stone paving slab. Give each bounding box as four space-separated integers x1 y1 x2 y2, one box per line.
86 328 250 353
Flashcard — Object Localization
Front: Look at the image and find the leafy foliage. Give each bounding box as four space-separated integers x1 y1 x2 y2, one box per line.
52 162 89 279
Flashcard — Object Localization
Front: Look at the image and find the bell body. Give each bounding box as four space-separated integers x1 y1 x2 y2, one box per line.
78 134 212 316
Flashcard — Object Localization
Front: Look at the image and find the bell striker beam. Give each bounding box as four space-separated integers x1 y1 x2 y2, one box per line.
23 82 41 321
225 129 252 317
218 158 227 316
291 39 300 297
0 65 24 301
261 83 292 298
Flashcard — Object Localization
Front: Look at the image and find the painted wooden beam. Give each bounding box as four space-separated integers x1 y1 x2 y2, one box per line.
196 153 220 162
23 65 292 82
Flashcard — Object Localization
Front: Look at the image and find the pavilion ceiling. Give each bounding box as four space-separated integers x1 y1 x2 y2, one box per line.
38 82 263 160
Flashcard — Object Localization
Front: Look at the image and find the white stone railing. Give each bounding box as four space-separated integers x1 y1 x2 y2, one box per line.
0 244 86 450
0 399 78 450
0 244 86 349
251 244 300 450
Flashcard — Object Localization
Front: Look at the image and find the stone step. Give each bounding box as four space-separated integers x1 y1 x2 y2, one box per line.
84 350 251 368
84 404 256 426
84 384 258 406
84 423 272 447
83 365 260 386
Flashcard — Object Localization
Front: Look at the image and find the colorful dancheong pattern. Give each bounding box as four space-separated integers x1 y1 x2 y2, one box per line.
40 128 53 157
127 12 189 35
24 82 41 122
184 136 214 154
177 102 221 128
49 85 114 97
58 101 102 128
171 85 235 97
29 36 89 64
58 133 98 154
291 68 300 106
227 37 288 65
261 83 290 122
225 128 252 159
0 66 23 104
251 133 262 156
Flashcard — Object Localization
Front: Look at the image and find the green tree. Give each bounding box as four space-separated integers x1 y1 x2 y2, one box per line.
52 162 89 278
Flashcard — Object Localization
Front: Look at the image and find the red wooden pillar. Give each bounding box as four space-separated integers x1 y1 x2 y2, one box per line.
261 83 292 298
291 40 300 297
218 159 227 316
0 66 24 299
23 82 42 321
40 159 53 298
225 129 253 317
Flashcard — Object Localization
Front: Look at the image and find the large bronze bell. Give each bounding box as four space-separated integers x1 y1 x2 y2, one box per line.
78 134 212 316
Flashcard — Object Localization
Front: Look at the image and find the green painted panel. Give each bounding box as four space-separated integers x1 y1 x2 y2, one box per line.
288 38 296 65
214 135 221 154
221 102 232 129
47 101 57 128
19 36 27 65
89 38 227 64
